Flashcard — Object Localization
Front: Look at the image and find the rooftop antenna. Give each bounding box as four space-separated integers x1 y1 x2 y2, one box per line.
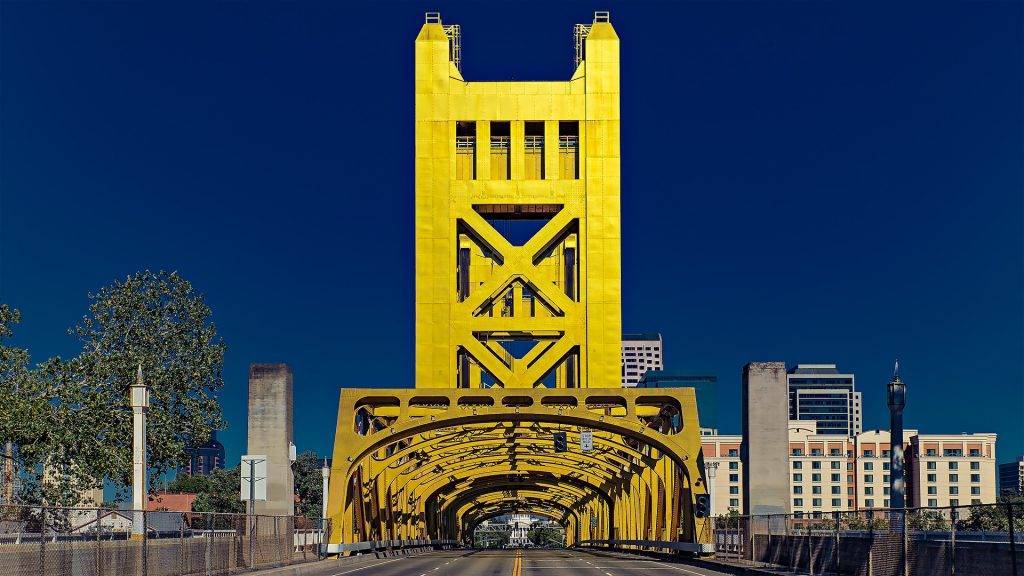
893 359 900 379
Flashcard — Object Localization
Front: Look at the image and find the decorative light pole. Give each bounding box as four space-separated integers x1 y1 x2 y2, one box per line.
887 361 907 510
131 363 149 539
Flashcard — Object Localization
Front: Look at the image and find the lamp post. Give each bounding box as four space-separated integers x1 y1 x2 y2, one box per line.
887 361 907 511
704 461 720 515
130 363 149 540
321 460 330 538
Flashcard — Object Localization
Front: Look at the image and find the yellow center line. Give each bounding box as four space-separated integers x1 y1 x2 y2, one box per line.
511 549 523 576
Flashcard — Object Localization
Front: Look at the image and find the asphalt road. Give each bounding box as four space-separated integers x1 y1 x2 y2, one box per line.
281 549 735 576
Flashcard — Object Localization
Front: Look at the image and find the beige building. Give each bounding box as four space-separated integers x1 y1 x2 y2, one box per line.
700 425 998 516
700 434 743 515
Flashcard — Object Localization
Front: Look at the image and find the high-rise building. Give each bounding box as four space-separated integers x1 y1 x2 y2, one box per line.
701 426 999 515
180 431 226 476
999 457 1024 495
637 370 717 430
621 333 662 386
787 364 862 436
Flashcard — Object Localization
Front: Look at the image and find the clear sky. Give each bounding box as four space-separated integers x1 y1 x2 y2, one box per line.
2 2 1021 466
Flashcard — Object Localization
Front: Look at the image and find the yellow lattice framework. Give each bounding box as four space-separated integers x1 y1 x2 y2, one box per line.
326 11 712 555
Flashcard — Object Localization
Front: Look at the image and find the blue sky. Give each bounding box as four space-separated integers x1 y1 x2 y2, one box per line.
2 1 1021 466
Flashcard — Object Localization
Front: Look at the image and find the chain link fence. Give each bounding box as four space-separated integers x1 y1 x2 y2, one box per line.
0 504 330 576
714 502 1021 575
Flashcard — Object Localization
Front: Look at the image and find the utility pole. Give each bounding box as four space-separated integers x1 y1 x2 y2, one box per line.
131 363 149 540
321 460 330 523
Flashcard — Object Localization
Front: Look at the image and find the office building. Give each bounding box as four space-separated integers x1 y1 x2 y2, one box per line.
638 370 717 430
999 457 1024 495
701 426 998 515
621 333 663 386
180 431 225 476
787 364 862 436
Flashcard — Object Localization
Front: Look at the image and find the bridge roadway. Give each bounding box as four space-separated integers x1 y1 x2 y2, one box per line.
287 549 734 576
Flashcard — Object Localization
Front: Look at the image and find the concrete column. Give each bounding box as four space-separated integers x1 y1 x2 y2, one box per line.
742 362 789 516
247 364 294 516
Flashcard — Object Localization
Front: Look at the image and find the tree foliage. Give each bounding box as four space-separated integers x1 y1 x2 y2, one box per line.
293 451 326 519
0 270 226 506
167 467 244 514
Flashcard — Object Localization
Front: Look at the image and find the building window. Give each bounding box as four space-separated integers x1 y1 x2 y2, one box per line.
811 449 822 456
926 449 937 456
832 498 842 507
729 462 739 470
950 499 959 506
927 486 937 495
865 499 874 508
730 498 740 507
944 449 964 457
792 449 804 456
865 487 874 495
863 450 874 457
793 486 803 494
812 498 822 507
729 474 739 482
927 474 936 482
864 462 874 471
794 498 804 507
490 121 511 180
927 462 936 470
970 461 980 470
865 475 873 483
949 486 959 495
831 474 840 482
728 449 739 457
971 474 980 483
812 461 822 470
831 461 841 470
558 121 579 179
969 449 981 457
971 486 981 495
455 121 476 180
883 475 890 483
949 474 959 482
793 461 803 470
883 487 890 495
793 473 803 482
729 486 739 494
883 462 890 471
524 121 545 179
812 473 821 482
949 462 958 470
831 486 841 495
812 486 822 495
928 498 938 507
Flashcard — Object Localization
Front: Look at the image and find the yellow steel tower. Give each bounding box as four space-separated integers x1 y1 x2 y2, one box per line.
415 12 621 389
327 12 712 556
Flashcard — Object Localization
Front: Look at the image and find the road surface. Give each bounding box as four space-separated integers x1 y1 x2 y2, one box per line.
273 549 735 576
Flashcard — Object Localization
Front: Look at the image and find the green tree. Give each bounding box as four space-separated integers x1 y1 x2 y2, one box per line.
68 270 226 490
293 451 326 519
958 495 1024 532
167 467 244 514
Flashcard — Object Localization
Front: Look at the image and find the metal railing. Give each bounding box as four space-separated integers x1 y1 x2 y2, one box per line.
714 502 1022 575
524 136 544 150
0 503 329 576
455 136 475 149
558 136 578 149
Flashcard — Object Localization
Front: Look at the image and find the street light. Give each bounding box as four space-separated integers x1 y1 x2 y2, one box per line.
130 363 149 540
887 361 907 510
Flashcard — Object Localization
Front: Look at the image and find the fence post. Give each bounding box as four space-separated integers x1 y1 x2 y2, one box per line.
950 507 957 576
1008 502 1018 576
867 510 874 576
179 513 186 575
833 511 841 575
39 506 46 576
901 508 908 576
205 513 212 576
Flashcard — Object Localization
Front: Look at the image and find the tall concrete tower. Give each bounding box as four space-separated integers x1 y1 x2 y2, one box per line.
742 362 790 515
414 12 621 389
247 363 295 516
887 362 907 509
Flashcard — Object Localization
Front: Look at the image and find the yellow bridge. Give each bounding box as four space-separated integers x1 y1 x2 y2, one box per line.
326 11 711 554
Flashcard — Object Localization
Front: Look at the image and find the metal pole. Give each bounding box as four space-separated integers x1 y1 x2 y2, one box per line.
249 458 255 568
1008 502 1018 576
131 364 149 541
950 507 957 576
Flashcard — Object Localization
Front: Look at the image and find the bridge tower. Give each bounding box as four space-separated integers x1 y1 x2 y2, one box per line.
414 11 621 390
327 12 712 557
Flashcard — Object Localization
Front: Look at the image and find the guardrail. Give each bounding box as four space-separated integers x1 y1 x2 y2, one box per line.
575 539 714 555
323 538 457 555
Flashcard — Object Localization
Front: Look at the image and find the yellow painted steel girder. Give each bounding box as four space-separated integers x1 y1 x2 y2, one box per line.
325 13 712 556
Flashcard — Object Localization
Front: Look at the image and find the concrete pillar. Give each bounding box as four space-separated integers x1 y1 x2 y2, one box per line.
247 364 294 516
742 362 789 515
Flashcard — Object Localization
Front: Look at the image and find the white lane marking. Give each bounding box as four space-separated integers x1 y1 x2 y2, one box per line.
329 557 403 576
652 560 726 576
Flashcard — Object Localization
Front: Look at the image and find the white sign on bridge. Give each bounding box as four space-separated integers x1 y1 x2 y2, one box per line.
240 455 268 502
580 430 593 453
